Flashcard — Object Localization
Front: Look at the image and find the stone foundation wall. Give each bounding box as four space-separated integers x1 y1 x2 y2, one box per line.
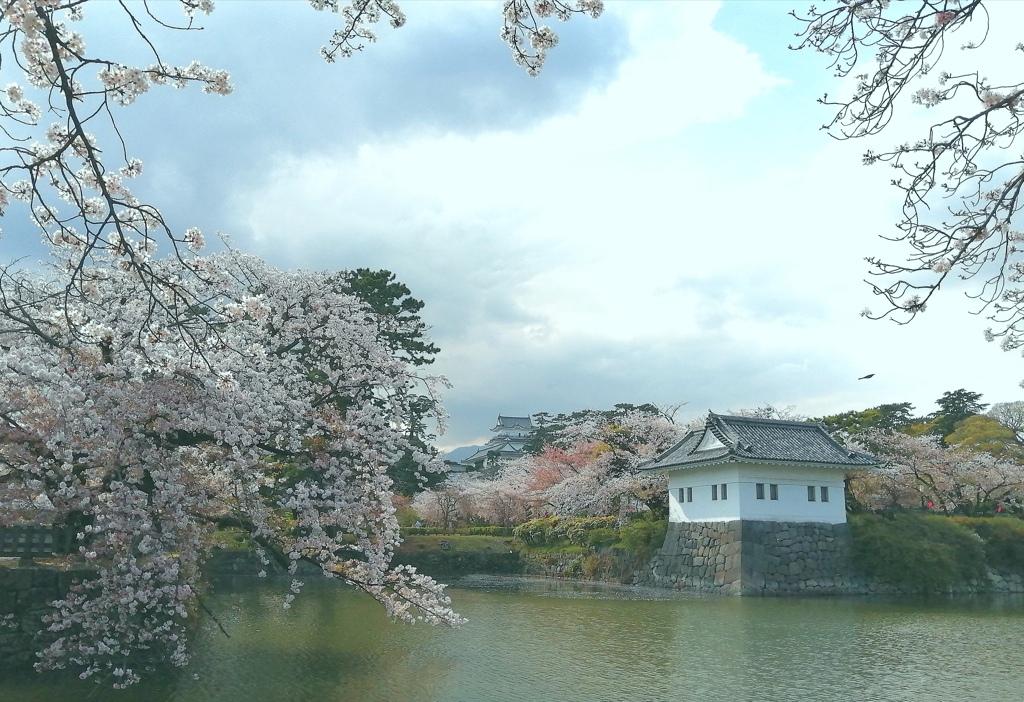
0 563 94 669
633 520 863 595
632 520 1024 596
740 520 861 594
986 571 1024 594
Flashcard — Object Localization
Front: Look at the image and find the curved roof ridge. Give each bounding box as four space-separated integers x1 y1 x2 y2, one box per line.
706 411 739 446
712 412 822 429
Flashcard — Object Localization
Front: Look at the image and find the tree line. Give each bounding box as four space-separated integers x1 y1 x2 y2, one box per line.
410 391 1024 530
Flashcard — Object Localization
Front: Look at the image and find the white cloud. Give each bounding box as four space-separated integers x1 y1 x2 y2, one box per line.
224 1 1024 447
237 2 787 340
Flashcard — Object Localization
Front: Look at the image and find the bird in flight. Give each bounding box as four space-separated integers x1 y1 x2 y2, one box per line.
858 374 875 380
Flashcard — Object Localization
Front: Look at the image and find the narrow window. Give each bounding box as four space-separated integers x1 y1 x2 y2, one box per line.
769 484 778 501
756 483 765 500
721 483 728 500
711 484 718 501
678 488 686 504
686 487 693 503
807 485 816 502
820 486 829 502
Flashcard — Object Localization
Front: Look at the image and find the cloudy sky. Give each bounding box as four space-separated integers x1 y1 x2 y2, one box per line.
9 1 1024 449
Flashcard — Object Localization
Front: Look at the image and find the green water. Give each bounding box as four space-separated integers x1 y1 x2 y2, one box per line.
2 575 1023 701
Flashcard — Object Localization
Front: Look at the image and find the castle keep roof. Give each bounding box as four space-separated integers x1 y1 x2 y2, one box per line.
491 415 533 431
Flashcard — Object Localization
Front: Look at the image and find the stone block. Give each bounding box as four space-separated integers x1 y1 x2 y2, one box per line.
31 569 58 590
0 567 33 591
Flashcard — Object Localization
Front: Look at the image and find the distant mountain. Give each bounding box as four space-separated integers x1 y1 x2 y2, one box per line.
445 445 484 463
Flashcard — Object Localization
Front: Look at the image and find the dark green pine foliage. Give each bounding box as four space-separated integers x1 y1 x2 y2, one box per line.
336 269 443 494
929 389 989 443
817 402 917 436
337 268 440 366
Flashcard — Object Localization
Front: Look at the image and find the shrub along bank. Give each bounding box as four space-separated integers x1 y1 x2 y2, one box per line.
389 515 668 582
849 513 1024 593
392 534 521 576
508 514 668 582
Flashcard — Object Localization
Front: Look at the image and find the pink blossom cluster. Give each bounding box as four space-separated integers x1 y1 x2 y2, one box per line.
500 0 604 77
415 408 682 526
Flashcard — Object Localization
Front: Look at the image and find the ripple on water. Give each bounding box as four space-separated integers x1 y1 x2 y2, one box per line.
2 580 1022 702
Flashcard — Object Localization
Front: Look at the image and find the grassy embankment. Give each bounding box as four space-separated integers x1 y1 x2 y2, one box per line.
207 512 1024 591
391 515 667 581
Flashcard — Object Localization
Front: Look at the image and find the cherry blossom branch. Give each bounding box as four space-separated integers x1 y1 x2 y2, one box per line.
792 1 1024 358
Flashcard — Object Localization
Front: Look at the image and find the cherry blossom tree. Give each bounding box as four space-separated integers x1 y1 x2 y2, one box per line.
0 242 459 685
728 404 805 421
411 480 472 529
0 0 607 684
849 430 1024 514
988 400 1024 442
793 1 1024 357
470 478 533 527
412 406 683 526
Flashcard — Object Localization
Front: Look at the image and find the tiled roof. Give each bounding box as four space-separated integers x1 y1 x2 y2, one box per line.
460 441 528 465
492 415 533 430
642 412 877 472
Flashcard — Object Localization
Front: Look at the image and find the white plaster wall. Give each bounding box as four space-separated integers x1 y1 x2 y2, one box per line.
666 463 848 524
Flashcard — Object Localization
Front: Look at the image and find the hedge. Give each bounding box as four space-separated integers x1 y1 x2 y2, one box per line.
849 513 987 593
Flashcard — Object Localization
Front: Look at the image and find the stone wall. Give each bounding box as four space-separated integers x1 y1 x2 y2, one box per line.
633 520 863 595
985 571 1024 594
0 562 94 669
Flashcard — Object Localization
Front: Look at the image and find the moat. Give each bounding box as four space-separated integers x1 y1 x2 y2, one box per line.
1 575 1022 701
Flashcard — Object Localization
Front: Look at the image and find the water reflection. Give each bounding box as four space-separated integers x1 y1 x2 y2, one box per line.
1 576 1022 701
